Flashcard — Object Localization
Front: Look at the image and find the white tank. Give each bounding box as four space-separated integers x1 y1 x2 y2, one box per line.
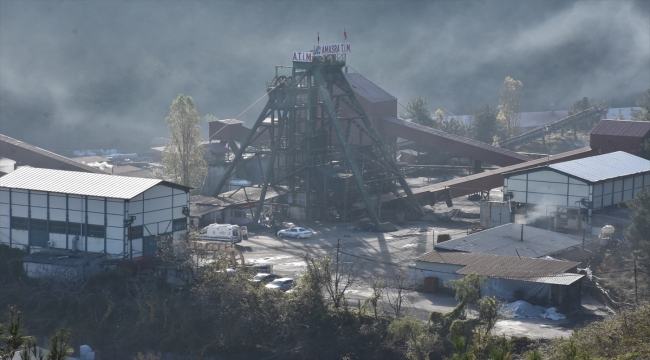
601 225 615 235
80 345 92 358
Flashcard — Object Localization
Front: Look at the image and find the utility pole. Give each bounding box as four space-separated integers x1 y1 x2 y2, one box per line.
634 257 638 304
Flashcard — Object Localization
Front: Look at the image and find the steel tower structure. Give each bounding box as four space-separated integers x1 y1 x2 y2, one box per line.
214 52 423 225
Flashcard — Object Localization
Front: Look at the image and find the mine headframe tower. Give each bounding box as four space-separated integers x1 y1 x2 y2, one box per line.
214 53 423 225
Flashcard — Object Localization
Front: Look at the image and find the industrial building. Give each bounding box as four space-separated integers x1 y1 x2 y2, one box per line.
589 119 650 156
435 223 585 259
0 167 190 258
503 151 650 236
409 250 583 307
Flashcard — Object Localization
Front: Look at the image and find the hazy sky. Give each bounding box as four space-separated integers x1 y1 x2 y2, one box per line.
1 0 648 153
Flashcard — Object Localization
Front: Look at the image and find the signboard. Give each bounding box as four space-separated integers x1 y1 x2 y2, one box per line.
292 43 352 62
292 51 312 62
314 43 351 56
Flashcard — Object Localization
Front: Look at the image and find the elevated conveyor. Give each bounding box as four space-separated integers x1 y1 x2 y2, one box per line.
354 146 596 209
380 117 532 167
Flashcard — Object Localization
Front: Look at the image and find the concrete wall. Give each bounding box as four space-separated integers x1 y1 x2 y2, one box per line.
408 261 465 288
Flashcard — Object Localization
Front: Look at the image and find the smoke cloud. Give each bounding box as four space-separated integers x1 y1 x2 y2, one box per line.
1 0 648 153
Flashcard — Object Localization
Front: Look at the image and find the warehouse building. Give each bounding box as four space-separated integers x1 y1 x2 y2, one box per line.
503 151 650 236
409 251 583 307
0 167 190 258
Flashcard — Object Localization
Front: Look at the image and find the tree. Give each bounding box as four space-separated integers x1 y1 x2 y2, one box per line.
46 328 73 360
639 139 650 160
303 241 364 309
497 77 523 138
0 306 25 359
631 89 650 121
625 188 650 269
471 104 498 144
568 96 608 116
436 109 468 137
449 273 488 310
162 94 208 191
387 317 437 360
384 267 411 317
401 98 434 127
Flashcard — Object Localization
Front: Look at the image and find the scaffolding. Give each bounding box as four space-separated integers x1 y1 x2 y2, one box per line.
214 53 423 225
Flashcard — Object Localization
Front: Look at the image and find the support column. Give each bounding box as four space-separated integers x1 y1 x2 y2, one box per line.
313 68 380 226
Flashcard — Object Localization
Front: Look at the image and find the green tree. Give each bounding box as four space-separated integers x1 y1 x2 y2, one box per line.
497 77 523 138
639 139 650 160
436 109 468 137
568 97 608 116
625 188 650 269
450 273 488 310
631 89 650 121
472 104 498 144
388 317 437 360
401 97 434 127
162 94 208 191
0 306 25 359
46 328 73 360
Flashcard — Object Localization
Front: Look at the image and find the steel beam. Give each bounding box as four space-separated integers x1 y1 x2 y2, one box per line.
335 77 425 216
313 67 381 226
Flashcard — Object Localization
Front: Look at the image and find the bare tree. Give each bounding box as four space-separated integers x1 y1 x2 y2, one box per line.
303 239 364 309
384 267 412 317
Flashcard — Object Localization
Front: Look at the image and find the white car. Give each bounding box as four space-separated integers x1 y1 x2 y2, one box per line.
276 226 312 239
265 277 295 291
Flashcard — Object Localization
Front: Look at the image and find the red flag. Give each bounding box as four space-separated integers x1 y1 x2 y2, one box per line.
317 32 320 44
344 28 347 41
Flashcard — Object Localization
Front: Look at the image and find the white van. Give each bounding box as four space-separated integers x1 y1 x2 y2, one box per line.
197 224 243 244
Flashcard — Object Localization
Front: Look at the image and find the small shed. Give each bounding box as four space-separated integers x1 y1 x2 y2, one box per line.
410 251 583 307
590 120 650 155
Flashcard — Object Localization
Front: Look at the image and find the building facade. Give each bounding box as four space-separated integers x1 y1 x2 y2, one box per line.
503 151 650 236
0 167 190 258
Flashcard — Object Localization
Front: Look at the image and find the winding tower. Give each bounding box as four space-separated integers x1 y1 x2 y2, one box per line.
214 47 423 225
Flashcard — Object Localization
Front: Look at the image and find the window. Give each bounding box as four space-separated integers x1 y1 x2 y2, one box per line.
68 222 82 236
86 224 105 238
11 217 28 230
30 219 47 232
129 225 143 239
172 218 187 232
49 220 67 234
233 210 249 219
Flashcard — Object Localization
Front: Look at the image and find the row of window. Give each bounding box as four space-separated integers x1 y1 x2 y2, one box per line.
128 219 187 239
11 216 187 239
11 217 106 238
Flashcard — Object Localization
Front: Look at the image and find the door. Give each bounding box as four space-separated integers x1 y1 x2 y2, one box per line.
143 235 157 256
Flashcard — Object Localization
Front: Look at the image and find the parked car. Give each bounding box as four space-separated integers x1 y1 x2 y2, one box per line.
251 273 281 284
276 226 312 238
265 277 295 291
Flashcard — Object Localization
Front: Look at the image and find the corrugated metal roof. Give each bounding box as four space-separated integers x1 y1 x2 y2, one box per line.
416 251 579 281
549 151 650 183
0 167 187 199
0 133 104 174
435 223 583 258
589 119 650 137
345 73 396 104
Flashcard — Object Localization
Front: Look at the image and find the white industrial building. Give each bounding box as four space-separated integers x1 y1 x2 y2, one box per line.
0 167 190 258
503 151 650 236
